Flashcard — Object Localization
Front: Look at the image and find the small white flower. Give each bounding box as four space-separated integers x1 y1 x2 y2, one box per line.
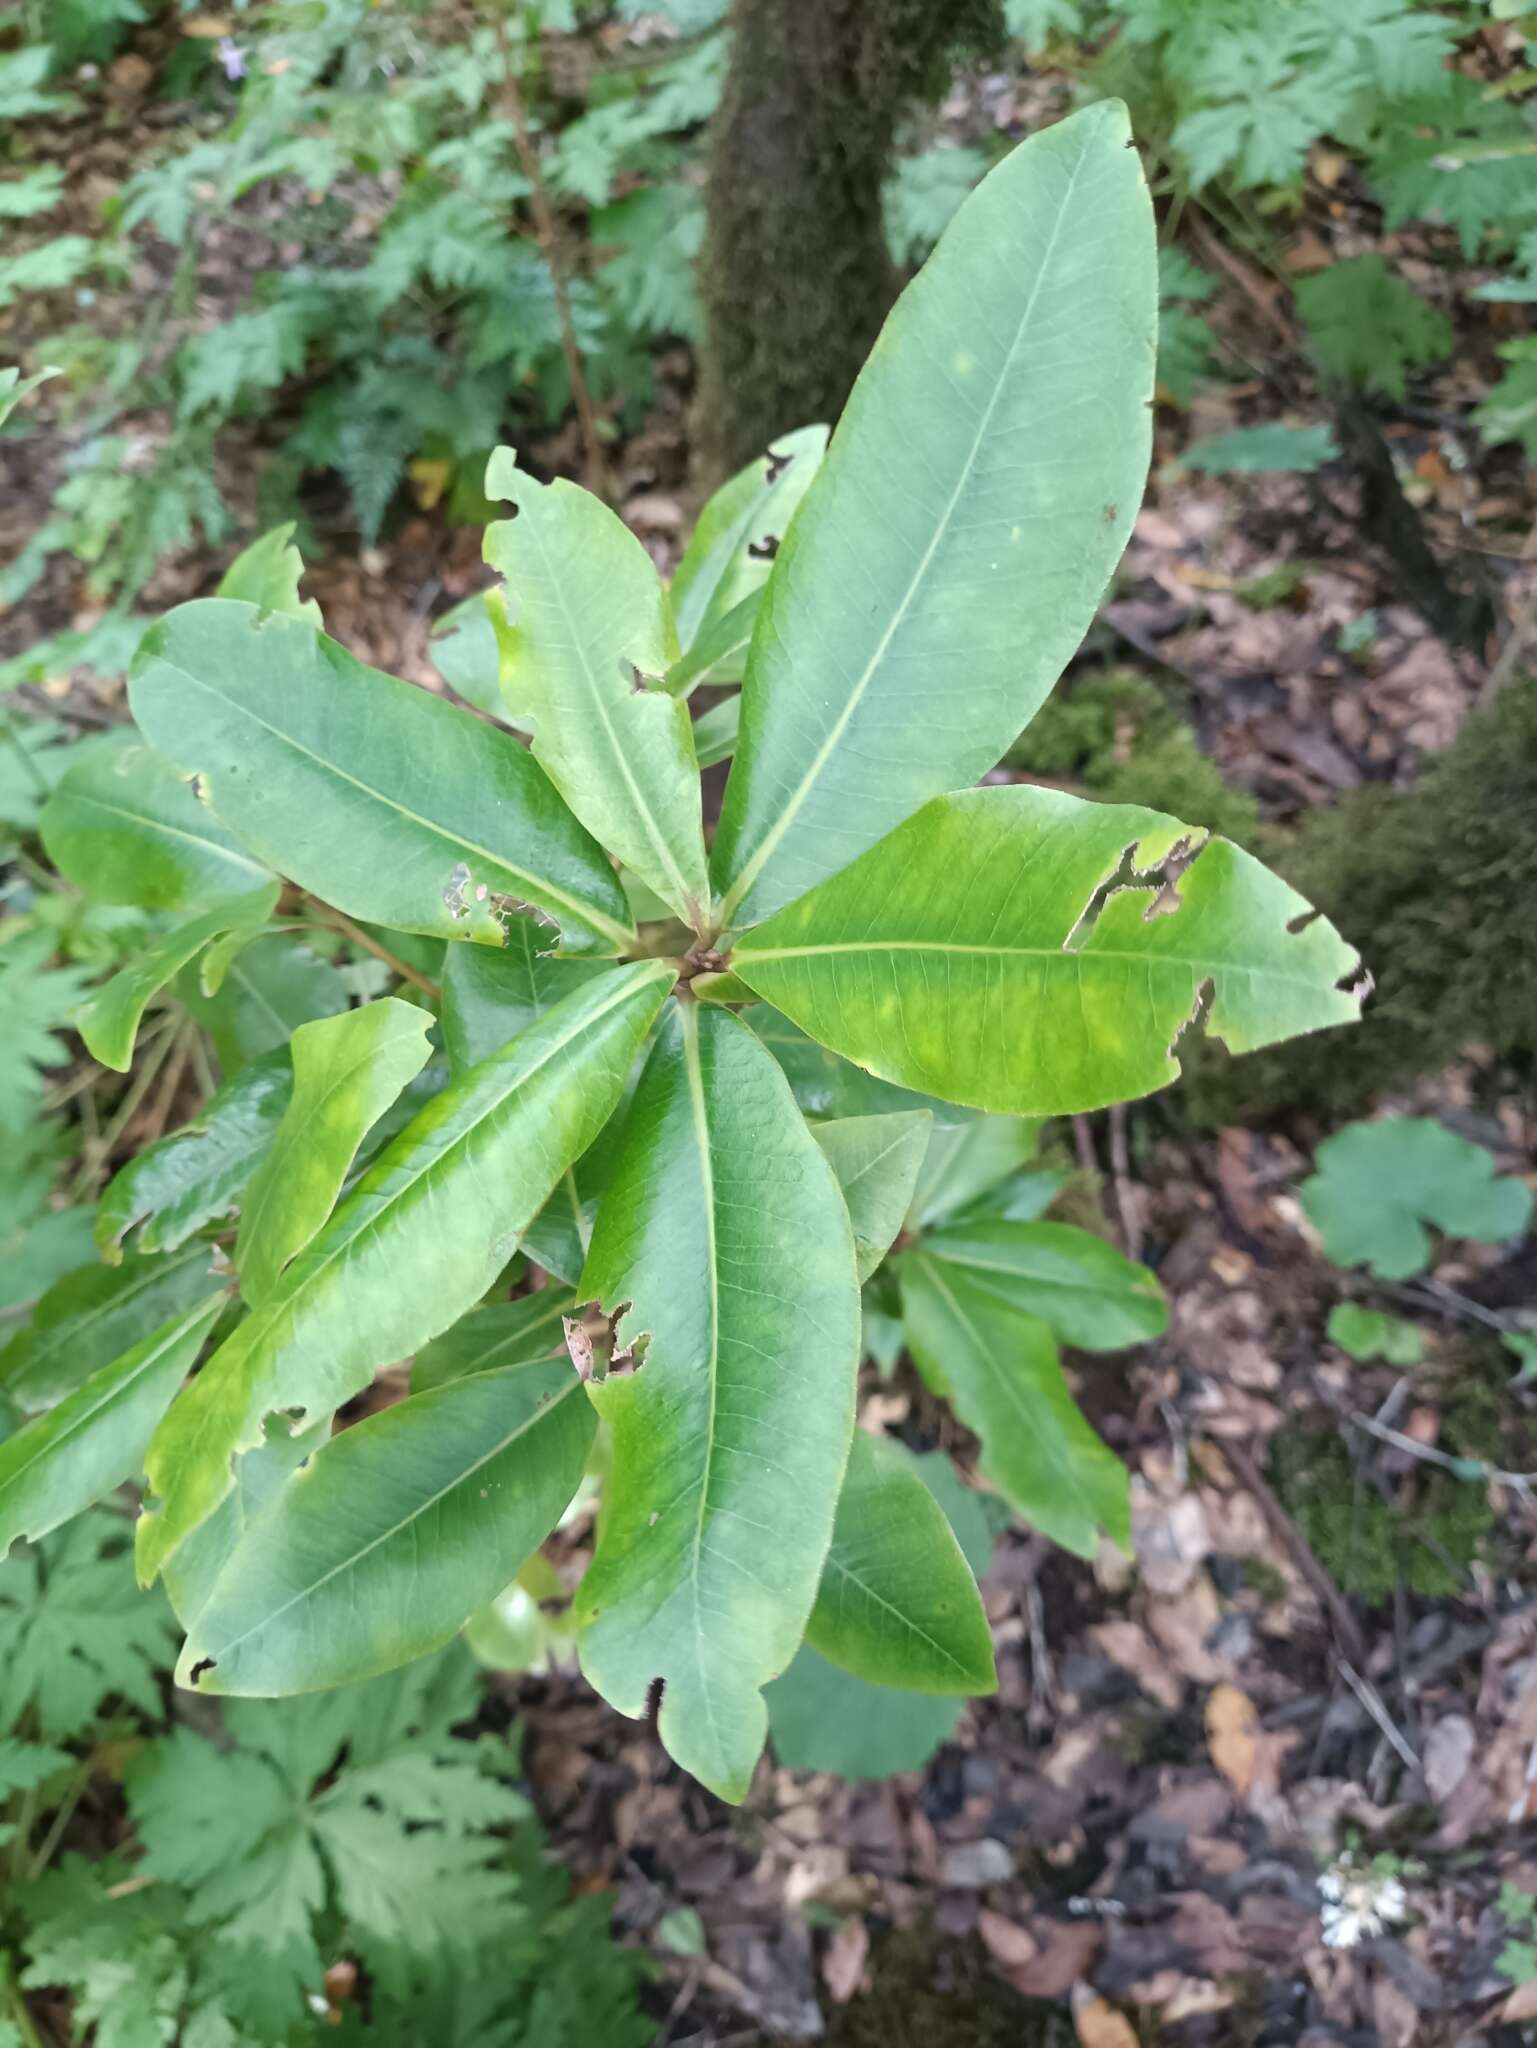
1318 1859 1409 1950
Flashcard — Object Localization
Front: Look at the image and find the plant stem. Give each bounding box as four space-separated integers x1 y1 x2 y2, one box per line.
66 1013 180 1202
27 1762 92 1883
0 1956 45 2048
489 0 609 501
307 903 441 1000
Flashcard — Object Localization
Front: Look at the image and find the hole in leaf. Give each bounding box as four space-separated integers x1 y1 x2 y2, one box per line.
188 1656 217 1685
746 535 779 562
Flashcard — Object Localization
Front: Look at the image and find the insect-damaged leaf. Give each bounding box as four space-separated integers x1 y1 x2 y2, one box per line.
410 1289 574 1396
177 1356 594 1696
214 521 321 623
236 999 433 1307
575 1004 861 1804
711 104 1157 930
128 599 635 955
803 1431 995 1695
899 1252 1128 1558
668 423 828 660
136 962 672 1585
484 452 709 924
0 1296 224 1557
732 786 1363 1116
39 735 274 913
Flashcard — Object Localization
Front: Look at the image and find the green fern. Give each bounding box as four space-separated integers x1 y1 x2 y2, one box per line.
1295 253 1453 400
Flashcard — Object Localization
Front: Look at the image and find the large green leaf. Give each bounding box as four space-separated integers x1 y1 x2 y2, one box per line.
804 1432 994 1693
0 1247 218 1412
176 1356 595 1695
811 1113 931 1282
39 736 273 912
410 1288 574 1395
136 962 673 1584
899 1253 1128 1557
0 1296 224 1555
96 1051 293 1261
178 935 348 1074
669 424 828 656
484 453 708 923
921 1219 1167 1349
575 1004 861 1803
711 104 1157 929
765 1645 965 1779
439 922 607 1074
733 787 1363 1115
128 599 635 955
235 999 433 1306
744 1006 971 1125
79 884 281 1072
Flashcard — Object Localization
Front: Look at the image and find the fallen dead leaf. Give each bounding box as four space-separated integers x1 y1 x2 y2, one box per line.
977 1907 1039 1972
1071 1982 1140 2048
1206 1683 1260 1798
820 1916 868 2004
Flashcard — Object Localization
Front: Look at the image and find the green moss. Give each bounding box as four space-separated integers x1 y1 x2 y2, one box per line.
1183 674 1537 1123
1009 667 1261 847
1271 1421 1498 1603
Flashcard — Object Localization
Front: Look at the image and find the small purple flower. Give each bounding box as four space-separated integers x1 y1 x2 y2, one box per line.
217 37 246 82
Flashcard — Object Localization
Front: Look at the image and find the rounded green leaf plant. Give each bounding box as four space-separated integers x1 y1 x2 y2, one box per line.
10 104 1364 1803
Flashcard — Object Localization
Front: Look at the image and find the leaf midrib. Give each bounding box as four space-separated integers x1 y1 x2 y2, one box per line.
738 937 1337 992
821 1549 974 1683
150 656 634 950
717 122 1092 928
52 787 271 883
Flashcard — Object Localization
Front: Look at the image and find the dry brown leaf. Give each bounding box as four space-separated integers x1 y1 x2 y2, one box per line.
1071 1983 1140 2048
977 1908 1039 1971
1206 1683 1260 1798
821 1916 869 2005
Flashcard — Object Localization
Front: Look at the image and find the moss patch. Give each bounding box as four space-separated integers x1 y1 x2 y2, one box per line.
815 1923 1067 2048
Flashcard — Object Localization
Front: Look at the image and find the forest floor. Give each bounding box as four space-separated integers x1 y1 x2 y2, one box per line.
5 36 1537 2048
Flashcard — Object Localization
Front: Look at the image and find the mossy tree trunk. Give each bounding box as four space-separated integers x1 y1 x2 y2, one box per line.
696 0 1001 479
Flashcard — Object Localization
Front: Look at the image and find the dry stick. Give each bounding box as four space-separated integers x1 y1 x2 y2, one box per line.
1345 1407 1537 1503
1216 1436 1367 1667
1335 1656 1421 1772
1106 1101 1142 1261
311 902 441 1001
490 2 609 502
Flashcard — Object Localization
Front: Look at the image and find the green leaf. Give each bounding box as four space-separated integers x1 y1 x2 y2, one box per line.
484 453 708 923
804 1431 994 1693
1300 1117 1534 1281
440 921 608 1073
178 1356 595 1695
733 786 1363 1115
669 425 828 656
39 736 274 912
1326 1302 1423 1366
411 1288 574 1395
128 600 635 955
236 999 433 1306
78 884 281 1072
0 1295 223 1556
907 1116 1040 1230
711 103 1157 930
766 1644 964 1778
162 1413 329 1633
1182 422 1338 474
575 1004 861 1803
900 1253 1128 1556
215 523 322 624
136 962 672 1583
1295 255 1452 403
811 1113 931 1281
690 692 740 770
96 1051 293 1261
744 1005 971 1124
919 1219 1167 1349
666 599 759 699
178 935 348 1074
429 594 506 719
0 1247 218 1412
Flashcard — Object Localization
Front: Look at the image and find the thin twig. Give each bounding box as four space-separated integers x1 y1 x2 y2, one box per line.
66 1015 181 1201
139 1025 193 1152
489 1 609 500
1071 1113 1098 1176
1335 1656 1420 1772
1379 1275 1514 1335
27 1761 92 1882
1106 1102 1142 1261
1216 1436 1367 1665
310 903 441 1000
1345 1408 1537 1500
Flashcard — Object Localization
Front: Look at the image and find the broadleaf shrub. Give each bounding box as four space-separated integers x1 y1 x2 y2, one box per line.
1 106 1367 1804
